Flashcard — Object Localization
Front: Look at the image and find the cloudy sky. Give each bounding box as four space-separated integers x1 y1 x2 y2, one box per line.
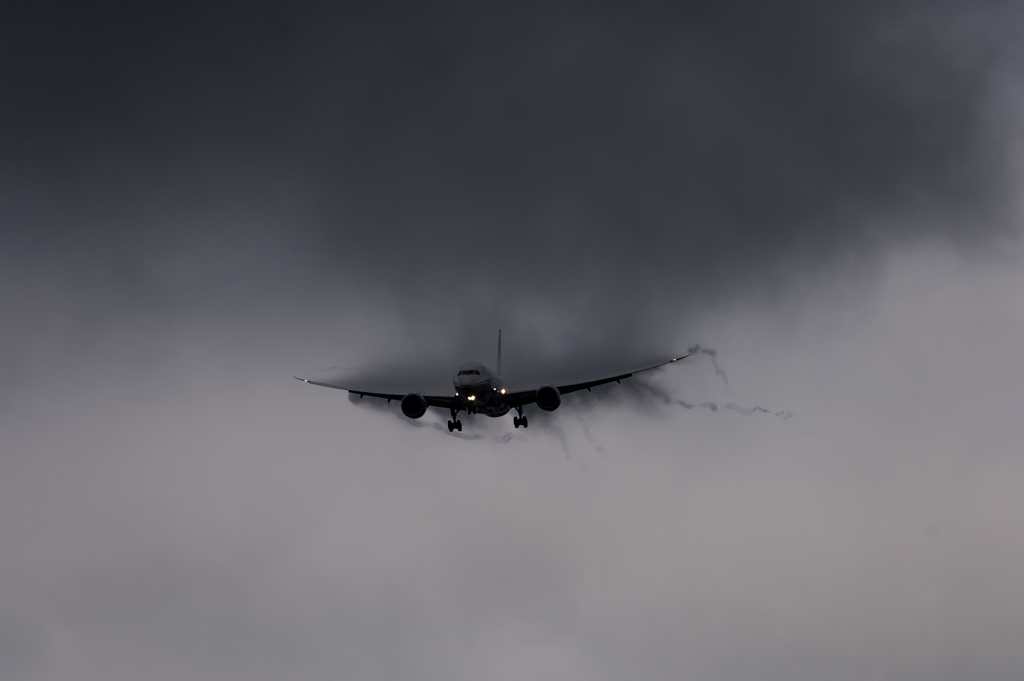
2 1 1024 679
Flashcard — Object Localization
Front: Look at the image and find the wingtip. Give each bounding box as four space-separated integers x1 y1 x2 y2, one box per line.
665 352 692 365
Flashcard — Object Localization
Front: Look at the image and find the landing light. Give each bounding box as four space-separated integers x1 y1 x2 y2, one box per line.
501 389 505 394
468 395 475 401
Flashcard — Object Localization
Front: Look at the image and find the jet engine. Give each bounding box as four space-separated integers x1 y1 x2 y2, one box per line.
536 385 562 411
400 393 428 419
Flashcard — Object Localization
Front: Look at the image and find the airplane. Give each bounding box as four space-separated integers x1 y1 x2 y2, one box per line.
296 331 691 432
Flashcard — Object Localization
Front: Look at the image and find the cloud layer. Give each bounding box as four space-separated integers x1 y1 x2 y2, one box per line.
2 2 1023 679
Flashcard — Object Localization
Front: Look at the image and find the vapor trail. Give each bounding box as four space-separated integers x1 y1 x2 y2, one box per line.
673 394 791 420
580 420 606 454
688 344 734 395
547 422 572 459
635 361 792 420
725 403 794 420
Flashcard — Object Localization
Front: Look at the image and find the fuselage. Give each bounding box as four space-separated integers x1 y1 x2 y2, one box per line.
453 362 509 417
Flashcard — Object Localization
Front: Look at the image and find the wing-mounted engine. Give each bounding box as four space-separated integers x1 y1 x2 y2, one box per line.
535 385 562 411
400 393 428 419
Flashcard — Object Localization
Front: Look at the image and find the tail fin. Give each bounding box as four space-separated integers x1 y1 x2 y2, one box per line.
497 329 502 376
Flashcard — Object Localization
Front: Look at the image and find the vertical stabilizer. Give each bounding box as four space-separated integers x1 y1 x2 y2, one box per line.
497 329 502 376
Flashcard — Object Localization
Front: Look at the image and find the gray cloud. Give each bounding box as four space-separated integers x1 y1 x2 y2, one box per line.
2 2 1024 680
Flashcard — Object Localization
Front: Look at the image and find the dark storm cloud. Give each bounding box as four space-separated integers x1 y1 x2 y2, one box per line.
2 1 1020 355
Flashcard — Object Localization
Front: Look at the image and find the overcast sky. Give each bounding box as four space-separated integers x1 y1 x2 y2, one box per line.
2 2 1024 680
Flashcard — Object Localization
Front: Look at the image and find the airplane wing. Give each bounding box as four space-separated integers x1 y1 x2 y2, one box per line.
504 352 692 407
294 377 457 409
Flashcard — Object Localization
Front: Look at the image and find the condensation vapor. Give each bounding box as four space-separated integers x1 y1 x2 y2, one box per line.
639 346 794 420
688 344 735 396
633 379 792 419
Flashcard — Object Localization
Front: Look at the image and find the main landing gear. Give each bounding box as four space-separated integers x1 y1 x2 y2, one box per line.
448 408 462 432
512 406 528 429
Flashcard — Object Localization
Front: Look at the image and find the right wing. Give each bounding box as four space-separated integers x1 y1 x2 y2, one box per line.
295 377 457 409
504 353 692 406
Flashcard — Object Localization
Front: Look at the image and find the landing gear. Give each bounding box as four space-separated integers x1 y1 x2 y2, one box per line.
512 406 528 429
448 408 462 433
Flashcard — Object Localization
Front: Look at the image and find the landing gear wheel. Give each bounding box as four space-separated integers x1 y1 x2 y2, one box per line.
455 420 462 432
521 416 528 428
513 406 527 429
447 420 455 432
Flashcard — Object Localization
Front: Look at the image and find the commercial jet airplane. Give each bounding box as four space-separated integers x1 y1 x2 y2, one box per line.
296 331 691 432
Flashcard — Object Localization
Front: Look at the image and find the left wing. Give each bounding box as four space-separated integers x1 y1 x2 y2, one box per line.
295 377 457 409
504 352 692 407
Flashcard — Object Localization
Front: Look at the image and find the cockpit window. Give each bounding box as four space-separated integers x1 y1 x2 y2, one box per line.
457 369 481 376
